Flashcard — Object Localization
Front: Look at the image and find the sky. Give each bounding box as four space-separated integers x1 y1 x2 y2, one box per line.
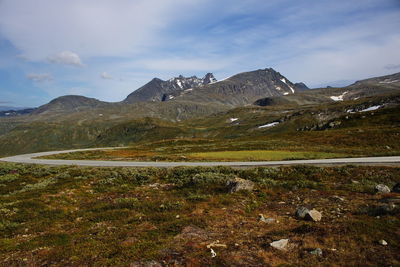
0 0 399 107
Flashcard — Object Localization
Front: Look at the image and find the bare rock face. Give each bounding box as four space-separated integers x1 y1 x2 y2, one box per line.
375 184 391 194
226 178 255 193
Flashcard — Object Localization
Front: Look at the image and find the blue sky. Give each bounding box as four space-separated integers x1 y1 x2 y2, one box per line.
0 0 399 107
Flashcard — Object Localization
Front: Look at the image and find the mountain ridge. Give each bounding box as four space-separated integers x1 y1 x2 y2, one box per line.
124 73 217 103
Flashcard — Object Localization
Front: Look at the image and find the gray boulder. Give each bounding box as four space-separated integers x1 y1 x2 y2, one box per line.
270 239 289 251
310 248 323 256
295 207 310 219
305 209 322 222
375 184 391 194
226 178 255 193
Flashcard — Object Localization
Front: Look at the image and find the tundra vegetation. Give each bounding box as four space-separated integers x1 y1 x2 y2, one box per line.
0 163 399 266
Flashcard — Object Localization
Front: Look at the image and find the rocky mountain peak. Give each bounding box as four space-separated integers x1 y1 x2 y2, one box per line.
203 73 217 84
125 73 218 103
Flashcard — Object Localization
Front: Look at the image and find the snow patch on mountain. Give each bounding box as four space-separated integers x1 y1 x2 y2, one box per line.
379 79 399 84
360 105 382 112
258 122 279 128
330 91 348 101
280 78 295 93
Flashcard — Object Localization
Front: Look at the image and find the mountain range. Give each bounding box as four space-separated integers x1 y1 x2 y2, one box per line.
30 68 308 115
0 67 399 156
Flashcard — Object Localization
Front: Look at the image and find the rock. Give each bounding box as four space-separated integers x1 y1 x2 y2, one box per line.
258 214 275 224
270 239 289 251
210 248 217 258
310 248 323 256
392 183 400 193
375 184 391 194
295 207 310 219
330 195 345 202
207 241 227 249
226 178 255 193
305 209 322 222
379 240 388 246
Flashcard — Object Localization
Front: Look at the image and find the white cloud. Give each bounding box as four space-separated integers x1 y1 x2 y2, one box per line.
48 51 83 67
0 0 201 60
100 72 113 80
26 73 53 82
138 57 233 72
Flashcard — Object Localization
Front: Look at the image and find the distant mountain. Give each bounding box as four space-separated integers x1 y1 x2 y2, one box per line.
0 106 32 111
171 68 307 106
253 71 400 106
1 69 400 157
33 95 109 115
124 73 217 103
352 72 400 86
0 108 36 117
294 82 309 90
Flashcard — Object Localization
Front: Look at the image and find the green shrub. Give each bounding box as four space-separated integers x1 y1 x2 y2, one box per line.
0 174 19 183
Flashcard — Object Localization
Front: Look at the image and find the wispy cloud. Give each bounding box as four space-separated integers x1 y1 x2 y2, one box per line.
0 0 399 105
26 73 53 82
100 72 113 80
48 51 83 67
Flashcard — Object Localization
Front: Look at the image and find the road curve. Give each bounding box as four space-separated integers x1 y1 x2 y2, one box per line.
1 148 400 167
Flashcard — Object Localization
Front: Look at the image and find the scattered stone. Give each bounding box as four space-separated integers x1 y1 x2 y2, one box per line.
379 240 388 246
258 214 275 224
375 184 391 194
206 241 227 249
226 178 255 193
305 209 322 222
330 195 345 202
210 248 217 258
270 239 289 251
393 183 400 193
148 183 174 190
310 248 323 256
295 207 310 219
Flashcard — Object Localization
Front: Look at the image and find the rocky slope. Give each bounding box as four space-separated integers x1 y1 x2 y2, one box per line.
124 73 217 103
170 68 307 106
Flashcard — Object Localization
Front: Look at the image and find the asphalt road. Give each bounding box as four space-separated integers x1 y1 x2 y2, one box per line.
1 148 400 167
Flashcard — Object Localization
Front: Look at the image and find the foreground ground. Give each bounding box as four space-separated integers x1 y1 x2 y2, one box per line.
0 163 399 266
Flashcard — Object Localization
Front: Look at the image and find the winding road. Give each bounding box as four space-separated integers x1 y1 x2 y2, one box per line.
1 148 400 167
